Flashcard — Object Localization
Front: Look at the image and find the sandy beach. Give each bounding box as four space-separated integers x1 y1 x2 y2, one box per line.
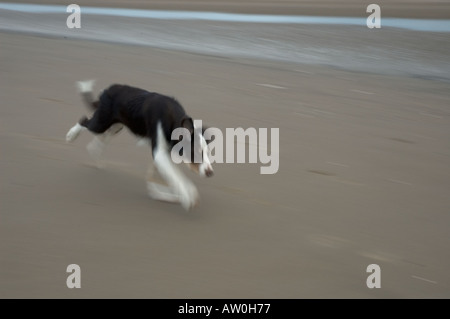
1 1 450 298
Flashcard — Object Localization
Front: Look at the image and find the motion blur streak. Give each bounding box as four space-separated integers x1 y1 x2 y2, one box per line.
1 0 450 299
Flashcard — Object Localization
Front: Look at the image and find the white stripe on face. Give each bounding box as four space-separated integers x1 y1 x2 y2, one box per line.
198 134 213 177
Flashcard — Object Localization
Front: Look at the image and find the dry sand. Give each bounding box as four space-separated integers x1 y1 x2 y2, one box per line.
1 1 450 299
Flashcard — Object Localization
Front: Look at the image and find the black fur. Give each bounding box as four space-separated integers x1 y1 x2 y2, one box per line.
79 84 194 155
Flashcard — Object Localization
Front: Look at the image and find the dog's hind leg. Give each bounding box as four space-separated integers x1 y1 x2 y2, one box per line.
66 111 112 143
74 107 123 167
86 123 124 167
65 95 105 143
66 80 98 142
66 121 86 142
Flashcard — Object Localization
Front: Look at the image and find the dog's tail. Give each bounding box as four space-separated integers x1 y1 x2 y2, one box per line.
77 79 98 110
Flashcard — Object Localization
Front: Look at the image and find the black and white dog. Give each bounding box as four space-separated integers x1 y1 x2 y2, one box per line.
66 80 213 210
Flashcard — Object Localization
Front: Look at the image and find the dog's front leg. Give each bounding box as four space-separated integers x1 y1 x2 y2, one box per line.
146 162 181 203
152 148 199 210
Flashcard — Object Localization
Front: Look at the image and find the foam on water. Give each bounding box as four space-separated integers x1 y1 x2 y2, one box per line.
1 2 450 32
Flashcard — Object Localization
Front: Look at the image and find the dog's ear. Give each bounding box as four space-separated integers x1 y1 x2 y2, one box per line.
181 116 194 135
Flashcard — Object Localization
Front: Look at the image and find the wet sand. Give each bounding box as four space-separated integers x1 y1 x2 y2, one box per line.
10 0 450 18
1 2 450 299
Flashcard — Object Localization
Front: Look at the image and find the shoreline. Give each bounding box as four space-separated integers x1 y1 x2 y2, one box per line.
5 0 450 19
2 7 450 81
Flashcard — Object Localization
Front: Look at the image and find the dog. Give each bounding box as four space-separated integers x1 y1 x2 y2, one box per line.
66 80 213 210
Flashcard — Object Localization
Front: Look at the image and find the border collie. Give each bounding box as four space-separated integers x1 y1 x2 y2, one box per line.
66 80 213 210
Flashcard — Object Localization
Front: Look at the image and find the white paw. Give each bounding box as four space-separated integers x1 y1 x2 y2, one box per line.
147 182 180 202
66 124 82 142
178 182 199 211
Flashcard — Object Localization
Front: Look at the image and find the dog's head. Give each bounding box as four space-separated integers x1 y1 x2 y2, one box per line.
177 117 214 178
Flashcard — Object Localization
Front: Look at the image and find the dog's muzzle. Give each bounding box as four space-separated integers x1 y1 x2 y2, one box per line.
204 168 214 177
